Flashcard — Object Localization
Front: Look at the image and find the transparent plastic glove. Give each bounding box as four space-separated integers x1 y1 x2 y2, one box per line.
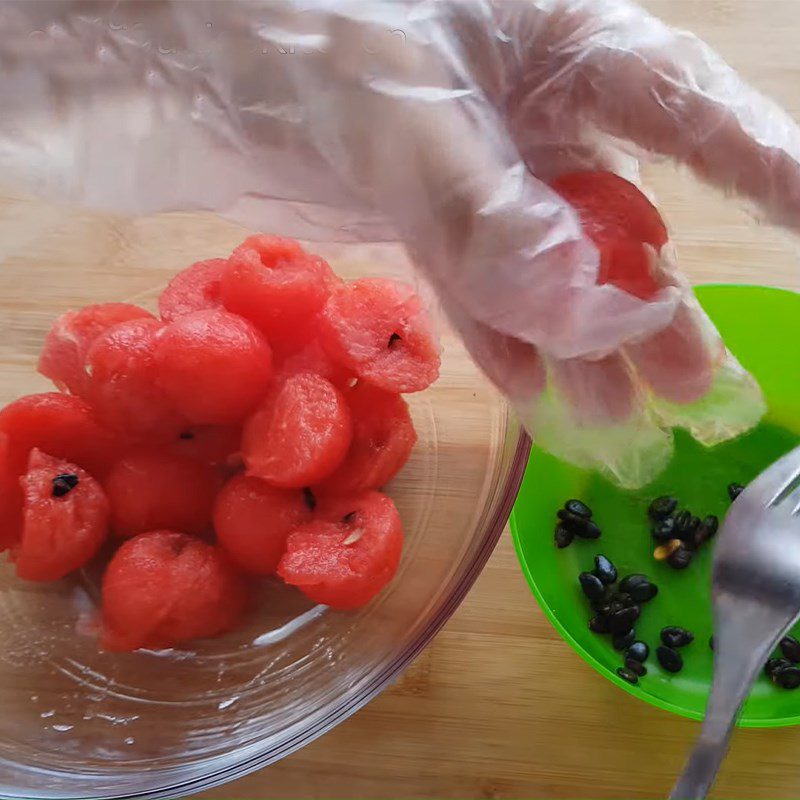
1 0 796 486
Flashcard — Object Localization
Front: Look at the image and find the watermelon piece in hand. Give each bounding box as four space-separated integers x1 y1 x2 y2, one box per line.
278 490 403 610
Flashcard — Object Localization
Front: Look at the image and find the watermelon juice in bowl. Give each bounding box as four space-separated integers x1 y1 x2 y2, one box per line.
0 216 528 799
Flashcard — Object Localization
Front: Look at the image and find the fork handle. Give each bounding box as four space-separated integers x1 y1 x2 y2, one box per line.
669 728 736 800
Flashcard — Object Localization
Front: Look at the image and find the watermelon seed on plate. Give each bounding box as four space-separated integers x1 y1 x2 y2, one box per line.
52 473 79 498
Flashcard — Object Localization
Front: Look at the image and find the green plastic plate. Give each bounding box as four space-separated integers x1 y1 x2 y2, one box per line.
511 285 800 727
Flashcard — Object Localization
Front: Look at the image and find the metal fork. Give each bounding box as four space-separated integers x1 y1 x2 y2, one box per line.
671 444 800 800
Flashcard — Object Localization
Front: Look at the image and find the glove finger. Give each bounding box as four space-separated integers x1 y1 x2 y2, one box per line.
548 352 639 426
442 294 546 406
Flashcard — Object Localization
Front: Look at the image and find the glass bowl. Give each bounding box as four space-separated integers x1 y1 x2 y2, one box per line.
0 205 528 799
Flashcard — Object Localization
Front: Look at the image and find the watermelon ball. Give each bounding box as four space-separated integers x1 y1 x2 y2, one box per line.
101 531 248 652
153 309 273 426
38 303 155 397
105 447 220 538
14 449 110 582
0 432 22 552
316 383 417 496
550 171 668 301
278 490 404 610
171 425 242 468
213 474 311 575
86 317 186 439
158 258 227 322
242 373 353 489
318 278 440 393
275 337 354 389
0 392 123 479
220 235 338 353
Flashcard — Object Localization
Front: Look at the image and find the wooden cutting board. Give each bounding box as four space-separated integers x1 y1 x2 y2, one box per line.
199 2 800 797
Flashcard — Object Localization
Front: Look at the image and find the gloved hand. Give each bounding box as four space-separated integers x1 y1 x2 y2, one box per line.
1 0 795 484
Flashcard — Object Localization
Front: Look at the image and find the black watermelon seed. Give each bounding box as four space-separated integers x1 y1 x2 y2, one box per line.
608 605 640 635
631 581 658 603
617 666 639 685
648 495 678 520
728 482 745 502
575 520 602 540
652 517 677 542
591 599 612 615
702 515 719 538
766 657 791 679
625 641 649 662
673 510 692 534
657 646 683 673
593 554 617 585
579 572 606 602
667 546 693 570
52 473 79 498
557 508 587 529
589 614 611 634
780 635 800 663
775 666 800 689
612 628 636 650
619 574 648 594
661 627 694 648
609 591 636 609
564 499 592 519
302 487 317 511
624 658 647 677
178 430 195 440
388 332 402 348
554 525 574 549
342 511 357 524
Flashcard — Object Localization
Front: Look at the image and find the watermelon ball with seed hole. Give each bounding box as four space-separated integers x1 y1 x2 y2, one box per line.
158 258 227 322
105 447 220 538
154 309 273 426
86 317 187 439
170 425 242 468
278 490 403 610
38 303 155 397
221 235 339 354
242 372 353 489
0 433 22 552
318 278 440 393
101 531 248 652
0 392 124 479
214 474 312 575
13 449 110 582
315 383 417 496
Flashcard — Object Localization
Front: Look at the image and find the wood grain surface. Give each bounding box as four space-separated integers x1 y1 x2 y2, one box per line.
191 1 800 797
